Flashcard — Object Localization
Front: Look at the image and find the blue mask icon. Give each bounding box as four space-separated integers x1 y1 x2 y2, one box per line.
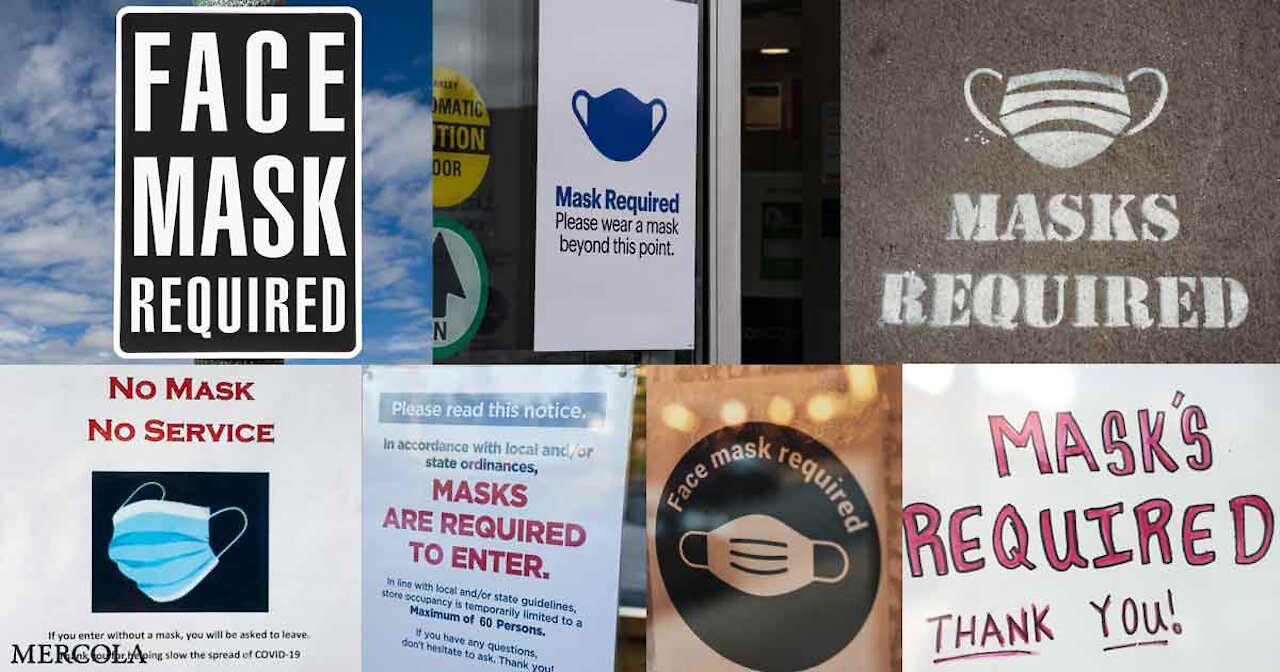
107 482 248 603
572 88 667 162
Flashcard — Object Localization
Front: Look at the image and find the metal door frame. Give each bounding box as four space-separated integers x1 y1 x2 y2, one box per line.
705 0 742 364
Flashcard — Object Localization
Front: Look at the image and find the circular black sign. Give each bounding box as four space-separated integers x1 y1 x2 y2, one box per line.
655 422 880 671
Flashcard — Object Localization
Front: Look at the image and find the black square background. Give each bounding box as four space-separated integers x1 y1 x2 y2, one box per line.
117 10 358 355
91 471 269 613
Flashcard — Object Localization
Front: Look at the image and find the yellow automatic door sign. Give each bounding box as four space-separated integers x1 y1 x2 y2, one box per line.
433 66 490 207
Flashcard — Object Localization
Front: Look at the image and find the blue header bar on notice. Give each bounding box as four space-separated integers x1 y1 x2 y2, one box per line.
378 392 608 428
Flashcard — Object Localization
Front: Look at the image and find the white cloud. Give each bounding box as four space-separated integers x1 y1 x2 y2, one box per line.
362 90 434 233
363 91 435 182
358 91 435 321
0 4 115 164
76 325 114 350
0 1 116 362
0 283 105 328
0 168 112 269
0 325 36 346
361 316 436 358
0 310 113 364
0 335 115 363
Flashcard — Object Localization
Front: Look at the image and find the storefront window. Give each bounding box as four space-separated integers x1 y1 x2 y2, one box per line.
740 0 840 363
434 0 703 366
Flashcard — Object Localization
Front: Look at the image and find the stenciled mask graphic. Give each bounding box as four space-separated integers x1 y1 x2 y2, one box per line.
679 514 849 597
572 87 667 162
107 482 248 603
965 67 1168 168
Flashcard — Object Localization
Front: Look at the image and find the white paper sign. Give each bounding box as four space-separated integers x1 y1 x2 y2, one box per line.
902 364 1280 670
363 365 636 671
533 0 698 351
0 366 362 670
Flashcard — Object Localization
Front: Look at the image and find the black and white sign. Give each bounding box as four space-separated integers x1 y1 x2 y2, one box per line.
114 7 361 358
654 422 882 671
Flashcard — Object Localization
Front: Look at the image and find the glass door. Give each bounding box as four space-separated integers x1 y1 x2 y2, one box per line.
434 0 708 366
739 0 841 363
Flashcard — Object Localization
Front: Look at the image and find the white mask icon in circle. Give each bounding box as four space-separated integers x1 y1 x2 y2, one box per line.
678 514 850 597
964 67 1168 168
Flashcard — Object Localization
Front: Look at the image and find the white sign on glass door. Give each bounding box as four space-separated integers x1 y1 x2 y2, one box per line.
533 0 698 352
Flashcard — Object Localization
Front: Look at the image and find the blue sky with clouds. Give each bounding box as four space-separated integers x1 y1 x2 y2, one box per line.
0 0 434 362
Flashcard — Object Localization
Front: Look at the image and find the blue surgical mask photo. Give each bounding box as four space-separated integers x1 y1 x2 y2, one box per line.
106 481 249 604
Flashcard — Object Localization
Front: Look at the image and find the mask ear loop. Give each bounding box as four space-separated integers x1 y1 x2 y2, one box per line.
963 68 1007 138
812 541 850 584
209 507 248 558
571 90 591 133
650 99 668 137
120 481 166 509
678 531 710 570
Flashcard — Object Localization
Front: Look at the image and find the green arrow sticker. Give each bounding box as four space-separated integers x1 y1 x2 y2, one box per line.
432 217 489 360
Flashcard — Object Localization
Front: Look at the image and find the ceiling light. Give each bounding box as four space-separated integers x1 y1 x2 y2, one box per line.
759 47 791 56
